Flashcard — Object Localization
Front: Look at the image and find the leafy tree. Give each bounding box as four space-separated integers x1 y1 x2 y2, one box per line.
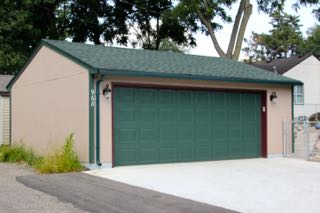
0 0 194 73
304 25 320 54
128 0 196 50
244 11 303 62
67 0 131 45
174 0 320 60
0 0 68 74
243 11 304 63
158 38 188 52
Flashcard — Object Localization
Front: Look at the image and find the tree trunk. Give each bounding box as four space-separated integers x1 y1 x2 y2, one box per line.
196 9 226 57
226 0 245 58
155 16 161 50
232 0 253 60
195 0 253 60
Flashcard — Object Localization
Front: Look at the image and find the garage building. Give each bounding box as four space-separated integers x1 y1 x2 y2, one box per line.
9 40 301 168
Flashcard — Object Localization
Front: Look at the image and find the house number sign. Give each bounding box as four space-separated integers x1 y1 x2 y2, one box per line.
90 89 95 107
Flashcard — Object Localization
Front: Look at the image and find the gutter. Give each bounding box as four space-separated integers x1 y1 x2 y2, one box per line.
98 69 303 86
95 74 103 167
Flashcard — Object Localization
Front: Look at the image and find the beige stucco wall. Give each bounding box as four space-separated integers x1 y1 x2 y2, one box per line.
98 76 293 164
11 46 90 162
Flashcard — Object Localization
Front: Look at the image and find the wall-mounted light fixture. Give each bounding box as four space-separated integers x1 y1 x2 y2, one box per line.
102 84 112 98
270 91 278 103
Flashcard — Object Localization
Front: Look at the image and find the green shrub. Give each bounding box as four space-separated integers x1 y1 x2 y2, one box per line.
35 134 83 173
0 134 84 174
0 144 39 166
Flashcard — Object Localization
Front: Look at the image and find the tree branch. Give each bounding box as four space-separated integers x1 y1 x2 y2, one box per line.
226 0 245 57
232 0 252 60
196 9 226 57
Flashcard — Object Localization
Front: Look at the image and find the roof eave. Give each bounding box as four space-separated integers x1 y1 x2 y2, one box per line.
98 69 303 86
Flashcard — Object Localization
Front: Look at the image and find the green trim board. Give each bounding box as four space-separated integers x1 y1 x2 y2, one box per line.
89 73 95 163
95 77 102 165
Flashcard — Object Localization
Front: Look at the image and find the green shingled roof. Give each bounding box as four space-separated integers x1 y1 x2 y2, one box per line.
23 39 303 85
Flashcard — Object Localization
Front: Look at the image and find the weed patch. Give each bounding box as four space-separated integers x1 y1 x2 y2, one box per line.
36 134 83 173
0 134 84 173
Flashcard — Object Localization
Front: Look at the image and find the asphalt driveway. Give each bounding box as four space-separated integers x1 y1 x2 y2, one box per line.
86 158 320 213
17 171 234 213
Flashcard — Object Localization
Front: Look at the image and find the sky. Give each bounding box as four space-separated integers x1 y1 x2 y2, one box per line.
188 1 318 58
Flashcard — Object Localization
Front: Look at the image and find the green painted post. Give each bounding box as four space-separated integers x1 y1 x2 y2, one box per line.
89 74 95 164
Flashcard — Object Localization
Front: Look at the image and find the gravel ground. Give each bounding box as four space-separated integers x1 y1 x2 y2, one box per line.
0 163 86 213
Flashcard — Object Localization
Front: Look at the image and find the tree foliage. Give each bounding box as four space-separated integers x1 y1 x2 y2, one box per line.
174 0 320 60
0 0 67 74
304 25 320 54
127 0 196 50
1 0 320 73
243 10 304 63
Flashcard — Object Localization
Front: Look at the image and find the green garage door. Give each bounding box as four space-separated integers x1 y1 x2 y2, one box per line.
113 86 261 166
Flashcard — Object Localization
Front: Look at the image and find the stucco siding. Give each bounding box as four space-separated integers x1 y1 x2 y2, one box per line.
99 76 292 164
283 56 320 117
11 46 90 162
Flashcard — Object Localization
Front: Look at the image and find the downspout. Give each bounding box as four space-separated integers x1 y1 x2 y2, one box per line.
95 74 103 166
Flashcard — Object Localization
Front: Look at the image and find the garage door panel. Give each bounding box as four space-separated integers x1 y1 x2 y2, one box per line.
160 128 177 141
213 110 227 122
196 109 211 123
213 126 228 141
228 127 242 139
117 149 137 165
244 110 257 122
114 87 262 166
139 149 159 163
229 110 242 122
195 91 210 104
118 129 137 143
179 147 194 161
213 144 230 160
136 88 156 103
195 128 211 142
177 108 194 122
136 109 156 122
176 90 193 104
213 93 227 106
119 109 135 122
227 93 241 106
159 109 175 122
177 128 194 143
159 148 177 162
159 90 174 104
196 146 212 160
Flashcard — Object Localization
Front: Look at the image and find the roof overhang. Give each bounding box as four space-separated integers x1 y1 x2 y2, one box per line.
98 69 303 86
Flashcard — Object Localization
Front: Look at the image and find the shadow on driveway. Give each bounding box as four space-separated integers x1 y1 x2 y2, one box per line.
17 173 237 213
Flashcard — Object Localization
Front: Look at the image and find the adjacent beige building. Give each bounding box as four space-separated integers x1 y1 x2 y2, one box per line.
9 39 301 169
